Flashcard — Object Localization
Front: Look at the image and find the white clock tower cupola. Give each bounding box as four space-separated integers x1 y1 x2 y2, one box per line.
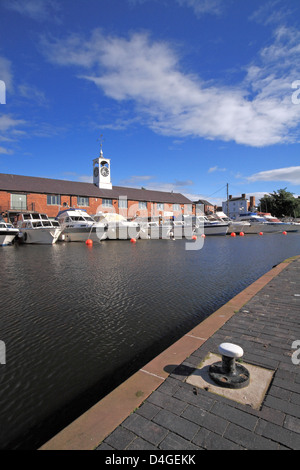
93 147 112 190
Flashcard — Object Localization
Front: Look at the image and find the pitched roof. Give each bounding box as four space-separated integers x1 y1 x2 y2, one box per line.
0 173 192 204
194 199 213 206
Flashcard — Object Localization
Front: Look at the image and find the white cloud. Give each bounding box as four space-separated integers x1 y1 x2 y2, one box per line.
0 114 25 132
0 114 27 154
2 0 60 21
41 28 300 147
247 166 300 185
0 146 13 155
208 166 226 173
176 0 223 16
0 56 13 91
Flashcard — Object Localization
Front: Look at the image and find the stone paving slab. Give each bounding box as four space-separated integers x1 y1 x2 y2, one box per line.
96 257 300 451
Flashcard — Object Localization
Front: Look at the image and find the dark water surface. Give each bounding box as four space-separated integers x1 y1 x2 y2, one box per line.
0 233 299 449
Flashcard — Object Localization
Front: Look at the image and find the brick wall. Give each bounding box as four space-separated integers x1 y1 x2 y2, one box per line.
0 190 193 220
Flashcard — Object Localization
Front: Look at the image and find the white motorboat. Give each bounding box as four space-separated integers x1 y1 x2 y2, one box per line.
214 212 251 234
137 216 191 239
56 208 108 242
189 215 229 236
15 212 62 244
138 219 174 239
262 215 299 232
93 212 140 240
0 216 19 246
235 213 296 234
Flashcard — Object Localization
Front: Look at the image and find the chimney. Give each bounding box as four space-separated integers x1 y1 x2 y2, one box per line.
250 196 255 208
229 195 232 199
242 193 246 199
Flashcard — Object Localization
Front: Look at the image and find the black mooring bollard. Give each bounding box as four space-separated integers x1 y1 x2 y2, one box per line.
209 343 250 389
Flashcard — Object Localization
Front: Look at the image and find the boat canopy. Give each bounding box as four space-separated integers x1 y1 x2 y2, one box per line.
94 212 127 223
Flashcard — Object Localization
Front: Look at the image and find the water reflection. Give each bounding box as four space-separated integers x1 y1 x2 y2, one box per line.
0 233 299 449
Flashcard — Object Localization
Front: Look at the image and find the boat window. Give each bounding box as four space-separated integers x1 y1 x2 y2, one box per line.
84 216 93 222
70 216 85 221
51 221 60 227
41 214 48 220
32 221 42 227
0 223 5 228
23 214 31 220
42 221 51 227
32 213 41 219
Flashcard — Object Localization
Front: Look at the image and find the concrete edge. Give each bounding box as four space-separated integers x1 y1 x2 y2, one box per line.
39 256 299 450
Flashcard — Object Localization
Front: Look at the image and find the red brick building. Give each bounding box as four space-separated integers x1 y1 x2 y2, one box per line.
0 153 193 222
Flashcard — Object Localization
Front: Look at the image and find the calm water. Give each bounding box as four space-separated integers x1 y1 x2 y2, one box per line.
0 233 299 449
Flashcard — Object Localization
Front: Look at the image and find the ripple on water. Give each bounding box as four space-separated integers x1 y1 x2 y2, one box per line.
0 234 299 448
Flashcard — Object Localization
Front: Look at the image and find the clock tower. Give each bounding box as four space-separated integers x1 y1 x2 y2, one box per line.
93 148 112 190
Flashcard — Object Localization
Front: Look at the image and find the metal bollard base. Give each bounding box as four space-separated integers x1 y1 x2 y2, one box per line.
209 362 250 389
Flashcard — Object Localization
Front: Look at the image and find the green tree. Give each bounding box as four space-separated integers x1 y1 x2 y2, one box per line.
259 188 300 218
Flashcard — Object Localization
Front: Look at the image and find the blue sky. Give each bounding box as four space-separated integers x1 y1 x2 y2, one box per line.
0 0 300 206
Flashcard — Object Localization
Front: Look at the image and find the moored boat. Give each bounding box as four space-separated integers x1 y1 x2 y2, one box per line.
235 213 297 234
56 208 108 242
0 216 19 246
262 215 299 232
190 215 229 236
93 212 140 240
214 211 251 234
15 212 62 244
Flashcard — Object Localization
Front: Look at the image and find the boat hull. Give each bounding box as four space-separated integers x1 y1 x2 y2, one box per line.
18 228 61 244
227 222 251 234
60 226 108 242
139 225 177 239
106 224 140 240
242 223 297 234
0 230 19 246
194 223 228 236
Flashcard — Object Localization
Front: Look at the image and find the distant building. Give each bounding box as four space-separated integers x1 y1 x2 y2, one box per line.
222 194 256 219
0 149 193 222
193 199 215 215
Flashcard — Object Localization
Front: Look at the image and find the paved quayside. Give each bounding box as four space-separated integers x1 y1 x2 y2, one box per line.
40 256 300 451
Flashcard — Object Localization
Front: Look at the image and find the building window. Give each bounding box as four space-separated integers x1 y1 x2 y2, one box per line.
139 201 147 210
47 195 61 205
77 196 89 207
173 204 180 211
102 198 113 208
118 198 128 209
11 194 27 210
157 203 164 211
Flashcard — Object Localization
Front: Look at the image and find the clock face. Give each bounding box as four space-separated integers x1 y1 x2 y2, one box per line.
100 166 109 177
94 167 99 177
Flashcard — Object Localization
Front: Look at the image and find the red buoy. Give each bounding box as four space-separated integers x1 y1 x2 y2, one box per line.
239 232 244 236
85 239 93 246
259 232 263 236
283 231 287 235
130 238 136 243
192 235 197 240
230 232 236 237
201 234 206 238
